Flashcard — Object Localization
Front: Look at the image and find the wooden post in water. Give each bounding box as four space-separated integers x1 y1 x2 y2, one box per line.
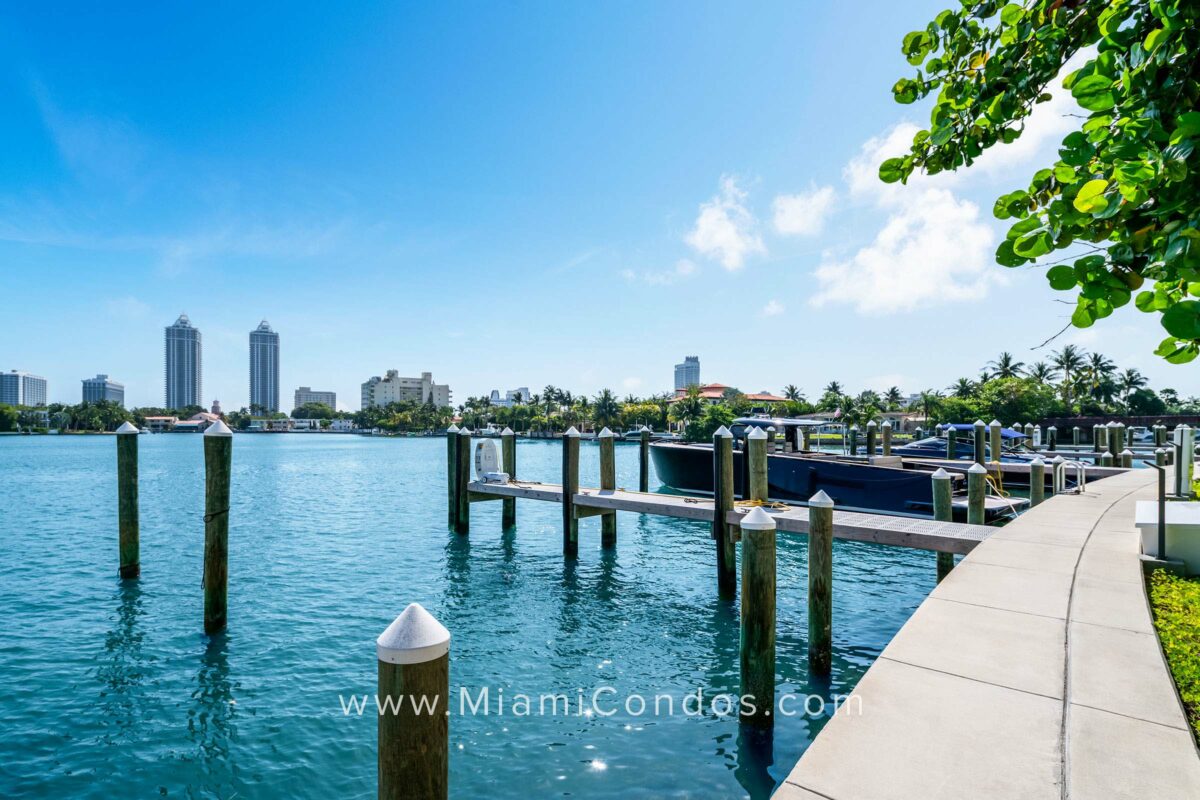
202 419 233 635
931 469 954 582
988 420 1002 464
972 420 986 465
847 424 858 456
713 426 736 599
1073 426 1081 447
446 424 459 525
1047 425 1057 452
1155 424 1167 448
881 420 892 457
865 420 877 457
1107 422 1120 458
739 506 776 726
599 427 617 547
455 429 471 535
945 425 957 459
501 427 516 528
562 427 580 556
807 491 834 674
800 426 811 452
1025 423 1036 445
747 426 768 503
1029 458 1045 507
1120 448 1133 469
377 603 450 800
1099 451 1114 467
1093 424 1104 453
639 426 651 492
116 421 140 579
966 462 986 526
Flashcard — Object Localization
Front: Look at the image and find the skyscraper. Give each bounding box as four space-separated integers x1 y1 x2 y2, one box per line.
165 313 202 409
82 374 125 406
674 356 700 391
1 370 48 406
249 320 280 414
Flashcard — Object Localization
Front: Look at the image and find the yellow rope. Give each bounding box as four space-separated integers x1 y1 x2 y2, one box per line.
734 498 791 510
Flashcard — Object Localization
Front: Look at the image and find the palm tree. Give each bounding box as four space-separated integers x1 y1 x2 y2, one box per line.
1027 362 1058 383
1118 368 1147 407
917 389 943 425
823 381 843 396
783 384 802 401
948 377 976 398
987 352 1025 379
884 386 904 410
593 389 621 429
1051 345 1086 410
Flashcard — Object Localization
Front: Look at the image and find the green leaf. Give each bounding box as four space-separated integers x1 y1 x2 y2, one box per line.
1144 27 1169 53
1072 303 1096 328
892 78 920 104
1013 230 1053 258
1073 179 1110 214
902 31 934 65
1174 113 1200 143
995 239 1025 267
1047 265 1077 290
1135 290 1156 312
1071 74 1115 111
1000 4 1023 26
1161 301 1200 340
878 157 906 183
1155 337 1199 364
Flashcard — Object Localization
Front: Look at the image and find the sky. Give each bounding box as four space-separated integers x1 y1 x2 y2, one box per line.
1 2 1195 411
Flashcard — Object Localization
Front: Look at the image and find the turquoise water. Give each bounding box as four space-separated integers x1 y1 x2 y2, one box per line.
0 434 938 798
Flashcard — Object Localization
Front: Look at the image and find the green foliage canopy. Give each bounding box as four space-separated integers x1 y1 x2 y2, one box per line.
884 0 1200 362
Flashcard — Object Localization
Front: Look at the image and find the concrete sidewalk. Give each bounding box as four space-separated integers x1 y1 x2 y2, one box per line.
775 467 1200 800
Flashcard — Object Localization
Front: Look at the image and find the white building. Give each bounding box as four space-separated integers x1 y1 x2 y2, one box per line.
361 370 451 409
82 374 125 406
294 386 336 410
674 356 700 392
488 387 531 407
1 370 48 407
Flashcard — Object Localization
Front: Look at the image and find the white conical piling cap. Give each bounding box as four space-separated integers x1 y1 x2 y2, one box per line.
598 427 614 438
1107 421 1118 428
116 421 139 435
640 425 651 432
1156 447 1166 454
564 426 580 437
973 419 985 428
458 427 472 436
740 506 777 530
1121 448 1133 456
714 425 732 438
989 419 1001 428
808 490 835 508
377 603 451 665
747 426 768 440
204 419 232 437
447 423 460 433
968 462 988 474
1073 426 1080 431
931 468 951 481
1031 457 1045 466
866 420 877 428
501 427 514 436
1048 425 1057 432
1052 455 1065 465
881 420 892 429
849 424 859 431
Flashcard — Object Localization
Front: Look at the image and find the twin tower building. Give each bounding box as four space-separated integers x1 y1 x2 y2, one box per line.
165 314 279 412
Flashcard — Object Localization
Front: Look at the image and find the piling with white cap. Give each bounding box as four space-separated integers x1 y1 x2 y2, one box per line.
1175 425 1194 498
501 427 516 528
598 428 617 547
116 421 140 578
377 603 450 800
1073 425 1081 447
713 426 736 599
562 427 580 556
972 420 986 466
1029 458 1045 507
1093 423 1104 453
1156 447 1167 467
945 424 957 459
446 424 459 525
455 428 472 535
988 420 1002 464
1155 424 1167 448
746 426 769 503
739 506 776 725
848 424 859 456
639 425 651 492
1099 450 1114 468
881 420 893 457
966 462 987 526
1047 425 1057 452
1120 448 1133 469
1107 421 1120 458
865 420 878 457
1051 455 1065 494
202 419 233 634
808 491 835 674
930 469 954 581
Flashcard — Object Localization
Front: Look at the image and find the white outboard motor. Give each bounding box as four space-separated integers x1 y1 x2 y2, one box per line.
475 440 509 484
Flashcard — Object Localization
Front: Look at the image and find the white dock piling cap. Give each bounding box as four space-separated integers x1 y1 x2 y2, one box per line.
967 462 988 474
989 419 1001 427
881 420 891 428
1031 457 1045 466
740 506 777 530
598 427 614 438
973 419 985 427
564 426 580 437
204 419 232 437
501 427 514 436
931 468 951 480
458 427 472 436
1052 455 1065 464
116 421 139 435
808 490 835 508
1156 447 1166 453
747 426 767 440
849 424 859 431
447 423 460 433
1048 425 1057 431
1107 420 1118 427
640 425 651 432
866 420 877 428
1121 448 1133 455
714 425 732 438
377 603 451 665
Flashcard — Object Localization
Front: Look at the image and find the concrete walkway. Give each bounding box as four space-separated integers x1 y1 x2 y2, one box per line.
775 467 1200 800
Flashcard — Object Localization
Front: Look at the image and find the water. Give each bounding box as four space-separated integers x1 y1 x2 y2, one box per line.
0 434 939 798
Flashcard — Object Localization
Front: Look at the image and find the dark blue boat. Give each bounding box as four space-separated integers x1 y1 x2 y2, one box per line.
892 425 1037 463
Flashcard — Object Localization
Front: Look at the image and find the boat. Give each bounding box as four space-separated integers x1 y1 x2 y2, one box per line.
621 428 682 442
892 424 1037 462
650 417 1026 520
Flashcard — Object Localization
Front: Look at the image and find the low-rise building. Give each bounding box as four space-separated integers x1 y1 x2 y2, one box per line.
1 370 48 407
330 418 355 432
294 386 337 410
488 387 531 407
143 416 179 432
82 374 125 406
361 370 451 409
670 382 786 406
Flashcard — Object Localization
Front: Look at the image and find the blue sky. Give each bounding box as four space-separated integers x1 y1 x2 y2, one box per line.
2 2 1194 410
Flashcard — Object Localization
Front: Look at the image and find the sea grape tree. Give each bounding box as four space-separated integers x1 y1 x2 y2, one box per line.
883 0 1200 362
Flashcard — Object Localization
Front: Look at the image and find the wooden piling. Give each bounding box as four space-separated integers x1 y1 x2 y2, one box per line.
116 421 140 579
713 427 736 598
1047 426 1057 452
455 429 471 535
800 426 811 452
966 463 986 526
988 420 1002 464
746 426 768 503
446 424 459 525
808 491 834 674
639 426 651 492
202 419 233 635
945 425 957 459
1073 426 1081 447
1156 447 1167 467
739 506 776 725
1155 424 1167 448
377 603 450 800
931 469 954 582
972 420 986 466
848 424 858 456
1100 451 1114 468
1029 458 1045 507
501 427 516 528
1107 422 1120 458
865 420 877 457
1119 448 1133 469
881 420 892 457
562 427 580 556
599 428 617 547
1093 424 1104 453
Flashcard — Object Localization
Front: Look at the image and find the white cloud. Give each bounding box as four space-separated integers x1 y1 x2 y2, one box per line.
762 299 785 317
685 176 765 270
622 377 643 390
621 258 697 285
772 185 836 236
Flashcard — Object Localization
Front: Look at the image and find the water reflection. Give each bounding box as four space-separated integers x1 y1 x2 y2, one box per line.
187 634 239 798
557 560 582 636
443 533 472 608
95 581 147 744
734 723 776 800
